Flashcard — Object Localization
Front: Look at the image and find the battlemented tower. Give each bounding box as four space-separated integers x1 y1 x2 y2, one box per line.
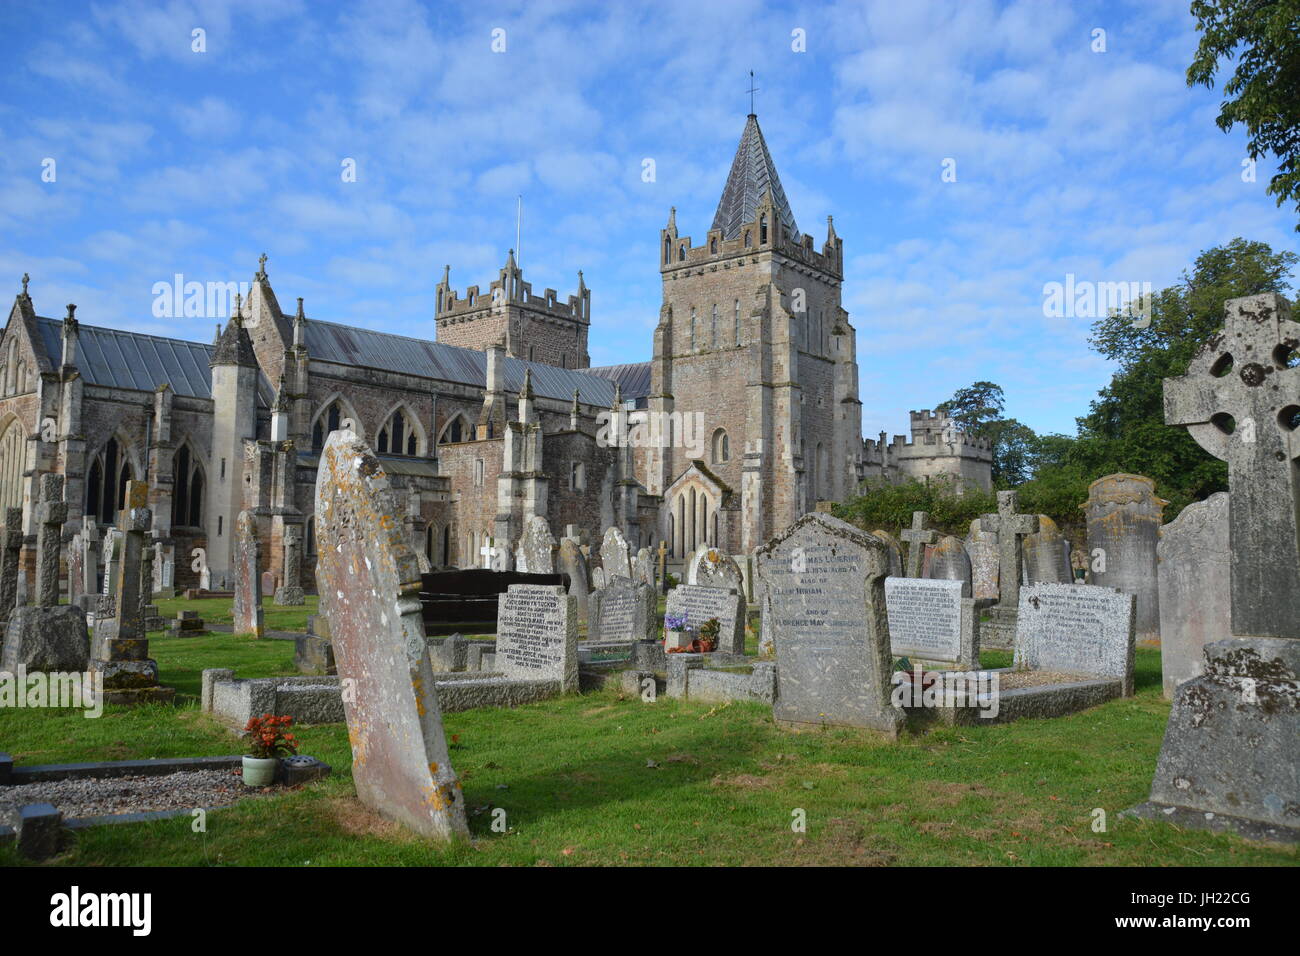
435 251 591 368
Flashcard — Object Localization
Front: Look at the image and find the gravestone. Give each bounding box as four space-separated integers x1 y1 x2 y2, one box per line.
495 584 578 692
979 491 1038 649
924 534 972 598
315 427 468 841
232 510 265 637
663 584 745 654
870 530 904 577
556 538 590 624
687 547 744 592
885 577 977 671
0 507 19 623
900 511 936 579
274 524 306 605
599 526 632 581
139 533 154 610
518 515 556 575
1126 294 1300 842
152 540 174 597
1084 473 1166 640
68 530 85 607
89 480 173 704
1022 515 1071 585
754 512 904 737
589 574 655 643
634 547 655 589
1014 582 1136 695
591 566 607 590
33 474 66 608
1156 492 1229 699
101 529 122 597
81 517 100 599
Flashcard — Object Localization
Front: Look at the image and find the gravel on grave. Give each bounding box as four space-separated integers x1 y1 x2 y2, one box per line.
996 670 1098 689
0 769 270 825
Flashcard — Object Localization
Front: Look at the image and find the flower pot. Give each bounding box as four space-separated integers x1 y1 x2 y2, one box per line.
242 755 278 787
699 640 716 653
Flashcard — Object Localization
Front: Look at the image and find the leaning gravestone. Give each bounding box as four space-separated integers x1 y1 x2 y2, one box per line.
663 584 745 654
589 574 655 643
755 512 904 737
1014 582 1136 696
556 538 590 624
232 511 265 637
966 519 999 602
687 547 744 592
634 547 655 589
924 534 973 598
885 577 977 671
1022 516 1071 585
1156 492 1229 699
1084 473 1166 640
870 530 904 577
495 584 578 692
315 428 468 841
1126 294 1300 842
599 526 633 581
518 515 557 575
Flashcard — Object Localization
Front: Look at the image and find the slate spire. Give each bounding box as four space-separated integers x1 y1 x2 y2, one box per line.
710 114 799 242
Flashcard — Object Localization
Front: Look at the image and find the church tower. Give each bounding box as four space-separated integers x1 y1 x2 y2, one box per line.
652 112 860 554
434 252 591 368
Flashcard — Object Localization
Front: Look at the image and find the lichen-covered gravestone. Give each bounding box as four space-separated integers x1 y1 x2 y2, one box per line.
1126 294 1300 842
599 526 632 581
518 515 556 575
274 524 306 606
634 547 655 589
556 538 590 624
589 574 655 643
869 530 904 577
755 512 904 737
315 428 468 841
1013 582 1136 696
495 584 577 692
687 547 744 592
978 491 1037 649
1084 473 1166 640
924 534 973 599
0 507 20 624
1021 516 1071 585
1156 492 1229 699
663 584 745 654
900 512 936 579
232 511 264 637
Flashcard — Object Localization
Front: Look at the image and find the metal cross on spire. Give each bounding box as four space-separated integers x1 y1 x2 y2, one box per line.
747 70 759 115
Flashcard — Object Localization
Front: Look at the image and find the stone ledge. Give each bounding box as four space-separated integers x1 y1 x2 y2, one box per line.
916 672 1122 726
1122 801 1300 846
7 755 243 784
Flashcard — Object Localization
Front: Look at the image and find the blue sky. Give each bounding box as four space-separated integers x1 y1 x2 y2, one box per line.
2 0 1296 438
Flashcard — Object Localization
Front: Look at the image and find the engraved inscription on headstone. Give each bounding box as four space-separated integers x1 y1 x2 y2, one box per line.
1014 582 1136 695
885 578 963 663
496 583 577 692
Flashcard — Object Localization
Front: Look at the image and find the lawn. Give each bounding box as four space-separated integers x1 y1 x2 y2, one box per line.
0 599 1294 867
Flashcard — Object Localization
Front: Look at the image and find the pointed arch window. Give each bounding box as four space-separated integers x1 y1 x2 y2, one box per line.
311 401 344 453
711 304 718 347
85 437 133 525
678 244 686 262
0 419 24 514
734 299 742 345
171 443 204 528
438 414 468 445
690 308 697 351
377 408 419 456
743 230 751 248
710 237 717 254
711 428 730 464
759 214 768 244
663 237 671 264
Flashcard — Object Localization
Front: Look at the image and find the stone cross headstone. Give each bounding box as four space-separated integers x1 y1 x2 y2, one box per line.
870 530 904 577
495 583 578 692
924 534 973 599
519 515 556 575
33 474 67 608
599 526 632 581
1014 582 1136 696
232 510 264 637
1156 492 1230 699
1084 473 1166 639
900 511 936 579
754 512 904 737
0 507 20 623
965 519 999 602
1127 294 1300 841
274 524 306 605
556 538 590 624
1021 515 1071 585
981 491 1037 608
885 577 977 671
314 428 469 841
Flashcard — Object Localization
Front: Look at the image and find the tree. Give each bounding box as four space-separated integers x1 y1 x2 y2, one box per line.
936 382 1039 486
1188 0 1300 230
1073 237 1297 504
936 381 1005 434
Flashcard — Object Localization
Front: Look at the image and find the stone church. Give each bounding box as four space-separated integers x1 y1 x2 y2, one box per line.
0 113 990 594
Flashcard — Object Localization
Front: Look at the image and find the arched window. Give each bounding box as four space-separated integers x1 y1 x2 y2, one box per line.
0 419 24 514
311 401 344 453
377 408 419 456
663 237 670 264
690 308 697 351
710 237 717 254
171 443 204 528
711 428 730 464
85 437 132 525
734 300 741 345
711 304 718 347
439 413 468 445
743 230 751 249
678 244 686 262
759 214 768 244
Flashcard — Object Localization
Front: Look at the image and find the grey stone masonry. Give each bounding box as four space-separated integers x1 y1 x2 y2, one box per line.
495 584 578 692
314 428 468 842
34 474 67 608
1013 582 1136 695
1156 492 1229 699
755 512 904 737
0 508 22 623
274 524 305 606
900 511 936 579
1084 473 1167 639
232 510 264 636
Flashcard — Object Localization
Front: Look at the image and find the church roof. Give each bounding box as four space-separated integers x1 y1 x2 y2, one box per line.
586 362 651 405
34 316 273 405
303 318 618 406
710 114 799 242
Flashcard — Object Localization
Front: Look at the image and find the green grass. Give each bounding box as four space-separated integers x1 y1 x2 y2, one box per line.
1 607 1295 866
152 595 319 634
